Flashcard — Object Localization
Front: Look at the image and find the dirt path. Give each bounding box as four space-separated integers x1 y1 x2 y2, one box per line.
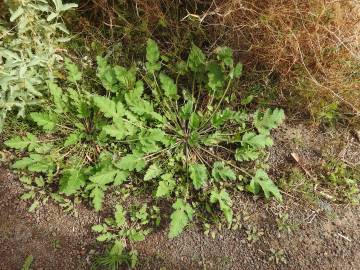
1 124 359 269
0 169 98 269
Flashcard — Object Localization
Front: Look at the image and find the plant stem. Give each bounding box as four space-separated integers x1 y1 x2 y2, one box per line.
199 78 233 131
198 146 253 178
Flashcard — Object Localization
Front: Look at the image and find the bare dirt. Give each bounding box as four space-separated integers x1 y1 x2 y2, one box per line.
1 124 359 270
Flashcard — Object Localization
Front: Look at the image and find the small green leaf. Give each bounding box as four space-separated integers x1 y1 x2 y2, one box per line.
210 189 233 224
207 62 225 93
47 12 58 21
48 81 67 113
64 132 82 147
19 176 32 185
103 118 137 140
4 133 38 150
128 229 146 242
109 240 124 255
91 224 104 233
146 39 161 72
212 161 236 182
96 56 119 92
114 65 136 89
125 81 163 122
30 112 57 132
90 186 105 211
211 109 247 128
241 132 273 148
188 44 206 72
89 168 118 186
93 95 123 118
231 63 243 79
13 157 34 170
139 128 170 153
247 169 282 202
241 95 254 105
189 112 201 130
21 255 33 270
65 58 82 82
60 3 78 11
203 132 226 146
169 199 194 238
216 47 233 67
59 169 86 195
180 100 193 120
156 173 176 198
29 200 40 212
34 177 44 187
117 153 146 172
254 108 285 134
20 191 35 200
10 7 24 22
189 164 208 190
159 73 177 99
114 204 126 227
96 232 112 242
146 39 160 64
113 171 129 186
144 163 162 181
235 147 260 161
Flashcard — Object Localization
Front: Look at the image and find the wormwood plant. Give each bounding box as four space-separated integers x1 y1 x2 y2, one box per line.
4 59 109 212
5 40 284 241
0 0 77 130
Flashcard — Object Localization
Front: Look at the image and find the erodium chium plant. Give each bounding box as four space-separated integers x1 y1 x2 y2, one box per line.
92 39 285 238
0 0 77 130
5 39 284 243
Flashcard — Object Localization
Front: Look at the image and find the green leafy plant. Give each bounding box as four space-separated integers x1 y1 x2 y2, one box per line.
21 255 34 270
322 159 359 204
276 213 298 234
0 0 77 130
93 240 138 270
268 248 287 265
246 225 264 244
91 203 158 269
92 40 284 237
6 39 284 240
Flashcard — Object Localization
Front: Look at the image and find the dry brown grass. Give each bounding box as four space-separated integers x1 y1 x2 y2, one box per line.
201 0 360 119
75 0 360 121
